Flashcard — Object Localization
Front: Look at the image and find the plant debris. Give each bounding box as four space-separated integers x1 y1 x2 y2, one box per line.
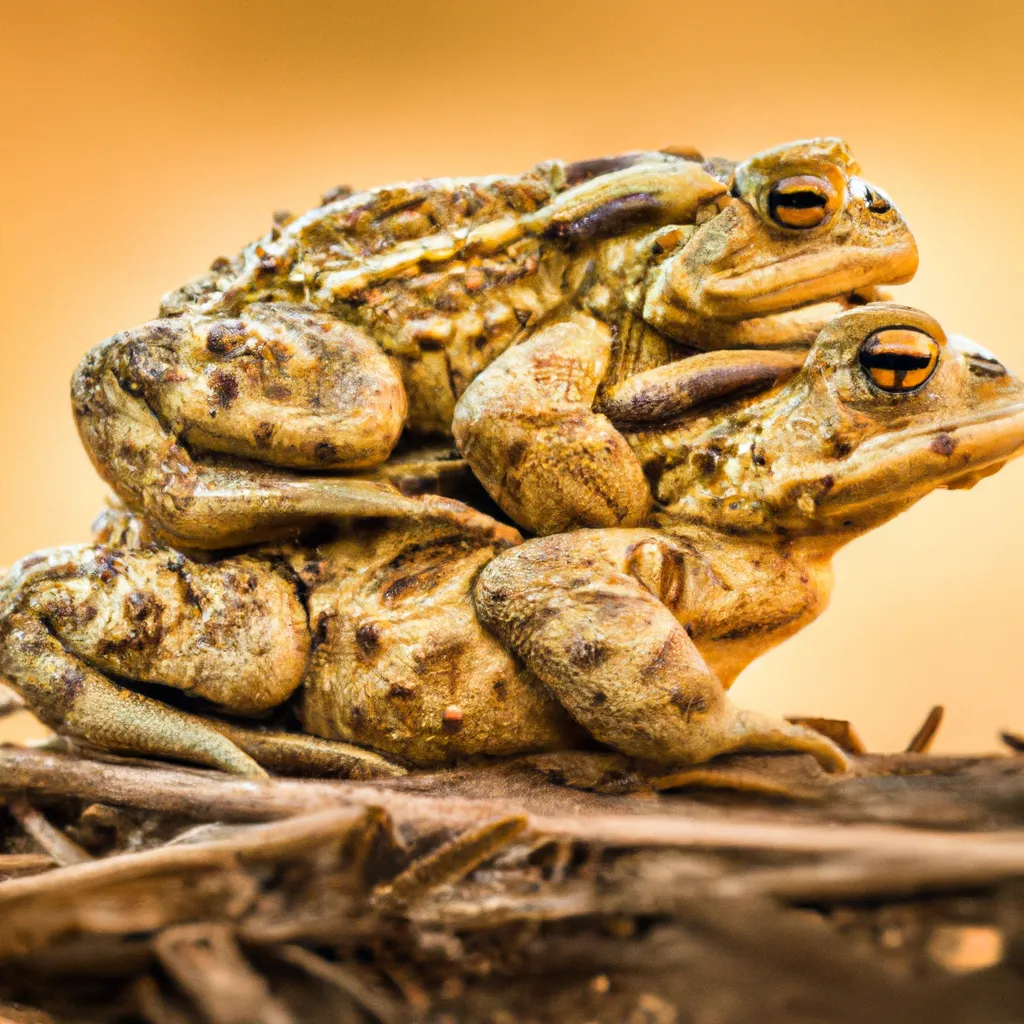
0 709 1023 1023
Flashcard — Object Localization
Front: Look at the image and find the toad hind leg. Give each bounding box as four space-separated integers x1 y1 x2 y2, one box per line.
0 546 312 775
71 305 507 549
474 530 850 772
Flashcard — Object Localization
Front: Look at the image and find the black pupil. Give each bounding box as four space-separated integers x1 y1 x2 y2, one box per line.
861 351 931 371
771 190 826 210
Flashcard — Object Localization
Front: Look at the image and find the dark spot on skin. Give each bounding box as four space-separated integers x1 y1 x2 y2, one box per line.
513 308 532 327
567 637 608 669
819 475 835 494
830 438 853 459
62 667 86 701
670 689 709 722
388 683 415 700
419 337 444 352
93 553 119 583
314 441 338 464
442 705 464 734
349 706 365 733
254 422 275 448
752 452 767 468
206 321 245 354
931 433 957 457
311 613 330 652
691 448 719 477
127 591 153 619
264 383 292 401
355 622 381 657
504 439 527 468
591 691 607 706
210 369 239 408
493 679 508 699
382 575 421 603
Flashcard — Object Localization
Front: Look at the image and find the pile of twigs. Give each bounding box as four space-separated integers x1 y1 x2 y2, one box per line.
1 696 1024 1024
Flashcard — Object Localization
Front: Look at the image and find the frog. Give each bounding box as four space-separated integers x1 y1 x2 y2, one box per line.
72 138 918 550
3 303 1017 777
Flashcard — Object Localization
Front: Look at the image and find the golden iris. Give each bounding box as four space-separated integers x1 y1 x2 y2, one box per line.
767 175 838 229
859 328 940 392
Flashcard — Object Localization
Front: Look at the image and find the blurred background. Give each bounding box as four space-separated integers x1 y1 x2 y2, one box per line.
1 0 1022 753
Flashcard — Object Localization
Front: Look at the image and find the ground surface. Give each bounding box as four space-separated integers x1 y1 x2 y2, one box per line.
1 701 1023 1024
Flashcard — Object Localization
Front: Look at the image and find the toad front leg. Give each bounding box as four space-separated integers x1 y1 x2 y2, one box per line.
454 317 807 535
73 303 511 549
452 317 653 536
474 529 849 771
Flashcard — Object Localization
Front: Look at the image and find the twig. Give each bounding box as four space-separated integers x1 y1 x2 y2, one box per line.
1002 730 1024 754
0 807 376 906
0 855 53 879
154 925 294 1024
370 816 527 911
8 798 91 866
275 946 404 1024
906 705 945 753
4 748 1024 862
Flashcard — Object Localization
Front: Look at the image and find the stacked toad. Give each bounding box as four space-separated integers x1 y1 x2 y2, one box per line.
3 139 1021 777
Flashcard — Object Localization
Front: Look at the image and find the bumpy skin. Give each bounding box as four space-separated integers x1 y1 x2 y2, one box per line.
5 304 1023 776
73 139 917 548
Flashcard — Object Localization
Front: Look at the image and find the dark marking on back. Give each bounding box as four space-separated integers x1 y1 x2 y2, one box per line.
311 612 331 652
355 621 381 657
210 369 239 408
670 688 708 722
254 421 275 448
314 441 338 464
931 433 957 457
546 192 663 245
566 637 609 669
206 321 245 354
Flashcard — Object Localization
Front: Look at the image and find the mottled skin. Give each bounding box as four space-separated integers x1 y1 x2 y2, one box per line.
73 139 917 549
4 304 1020 777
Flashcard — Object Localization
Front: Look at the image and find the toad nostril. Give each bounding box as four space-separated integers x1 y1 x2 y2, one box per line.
968 354 1007 378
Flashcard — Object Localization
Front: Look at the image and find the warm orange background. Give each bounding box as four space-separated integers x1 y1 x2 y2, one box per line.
1 0 1023 753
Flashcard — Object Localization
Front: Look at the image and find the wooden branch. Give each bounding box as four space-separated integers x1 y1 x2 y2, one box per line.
3 744 1024 1022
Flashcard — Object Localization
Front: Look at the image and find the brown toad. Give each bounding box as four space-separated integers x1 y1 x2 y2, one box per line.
4 304 1016 777
73 139 917 549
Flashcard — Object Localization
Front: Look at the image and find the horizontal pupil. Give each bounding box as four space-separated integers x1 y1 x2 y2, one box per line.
863 353 931 371
774 191 827 209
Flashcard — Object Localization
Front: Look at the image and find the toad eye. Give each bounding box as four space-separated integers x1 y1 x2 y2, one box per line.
859 328 939 392
767 175 838 229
